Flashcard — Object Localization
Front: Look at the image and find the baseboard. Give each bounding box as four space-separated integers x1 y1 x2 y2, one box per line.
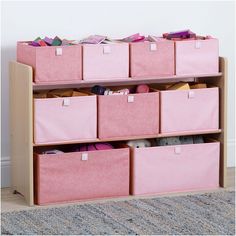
1 139 235 188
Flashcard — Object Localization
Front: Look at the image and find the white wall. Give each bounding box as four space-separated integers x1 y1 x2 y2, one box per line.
1 1 235 187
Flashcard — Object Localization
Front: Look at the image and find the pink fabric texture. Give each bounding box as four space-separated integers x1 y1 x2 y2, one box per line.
175 38 219 75
160 88 219 133
83 43 129 80
98 92 159 139
131 142 220 195
34 148 130 205
130 40 175 77
34 96 97 144
17 42 82 84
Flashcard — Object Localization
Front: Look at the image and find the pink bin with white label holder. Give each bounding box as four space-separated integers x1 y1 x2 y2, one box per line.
130 39 175 77
98 90 159 139
34 147 130 205
34 95 97 144
160 87 219 134
175 38 219 75
17 42 82 84
83 43 129 80
131 141 220 195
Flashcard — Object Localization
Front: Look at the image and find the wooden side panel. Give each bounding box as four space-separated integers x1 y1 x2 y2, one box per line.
9 62 34 205
217 57 228 187
197 57 227 187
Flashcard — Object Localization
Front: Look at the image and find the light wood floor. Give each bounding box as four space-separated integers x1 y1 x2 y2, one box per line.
1 167 235 213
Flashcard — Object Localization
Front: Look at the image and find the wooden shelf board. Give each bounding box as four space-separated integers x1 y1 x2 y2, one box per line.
33 129 221 147
32 73 222 90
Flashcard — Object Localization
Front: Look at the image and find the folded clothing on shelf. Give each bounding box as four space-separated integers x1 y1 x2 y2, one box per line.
80 35 123 44
27 36 79 47
121 33 172 43
26 31 215 47
162 29 213 41
121 33 146 43
80 35 107 44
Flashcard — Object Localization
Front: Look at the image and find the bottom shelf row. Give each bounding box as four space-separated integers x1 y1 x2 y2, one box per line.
34 136 220 205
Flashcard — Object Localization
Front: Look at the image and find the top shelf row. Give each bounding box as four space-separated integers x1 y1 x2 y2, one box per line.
17 37 220 85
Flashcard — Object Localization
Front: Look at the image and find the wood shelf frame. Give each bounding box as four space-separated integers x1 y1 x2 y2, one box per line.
33 129 222 147
32 73 222 91
9 58 227 206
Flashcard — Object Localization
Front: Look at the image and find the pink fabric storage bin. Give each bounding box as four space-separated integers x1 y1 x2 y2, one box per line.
17 42 82 84
160 87 219 133
83 43 129 80
98 91 159 139
130 40 175 77
131 141 220 195
34 147 130 205
34 96 97 144
175 38 219 75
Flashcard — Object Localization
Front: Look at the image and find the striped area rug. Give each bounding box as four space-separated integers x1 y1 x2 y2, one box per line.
1 191 235 235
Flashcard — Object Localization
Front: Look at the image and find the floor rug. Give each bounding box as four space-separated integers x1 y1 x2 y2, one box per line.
1 191 235 235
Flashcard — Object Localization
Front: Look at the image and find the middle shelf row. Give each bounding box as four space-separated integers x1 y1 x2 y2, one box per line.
33 83 219 145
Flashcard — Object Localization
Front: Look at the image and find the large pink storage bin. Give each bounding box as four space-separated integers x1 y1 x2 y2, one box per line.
131 141 220 195
98 91 159 139
130 40 175 77
34 147 130 205
160 87 219 133
17 42 82 84
175 38 219 75
34 96 97 144
83 43 129 80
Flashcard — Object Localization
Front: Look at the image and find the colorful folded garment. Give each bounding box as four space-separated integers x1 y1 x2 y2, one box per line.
80 35 107 44
121 33 145 43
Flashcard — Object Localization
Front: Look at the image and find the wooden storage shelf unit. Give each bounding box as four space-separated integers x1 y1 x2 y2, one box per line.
9 58 227 206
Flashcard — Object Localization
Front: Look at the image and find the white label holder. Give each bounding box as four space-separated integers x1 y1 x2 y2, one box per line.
81 153 88 161
56 48 63 56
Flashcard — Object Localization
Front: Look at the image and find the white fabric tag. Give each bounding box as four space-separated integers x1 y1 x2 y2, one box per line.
175 146 181 154
63 98 70 106
195 41 201 49
56 48 63 56
150 43 157 51
128 95 134 103
82 153 88 161
103 45 111 54
188 91 195 99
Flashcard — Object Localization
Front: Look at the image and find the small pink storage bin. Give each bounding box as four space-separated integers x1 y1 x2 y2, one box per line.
98 91 159 139
160 87 219 133
34 96 97 144
131 141 220 195
17 42 82 84
83 43 129 80
34 147 130 205
175 38 219 75
130 40 175 77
